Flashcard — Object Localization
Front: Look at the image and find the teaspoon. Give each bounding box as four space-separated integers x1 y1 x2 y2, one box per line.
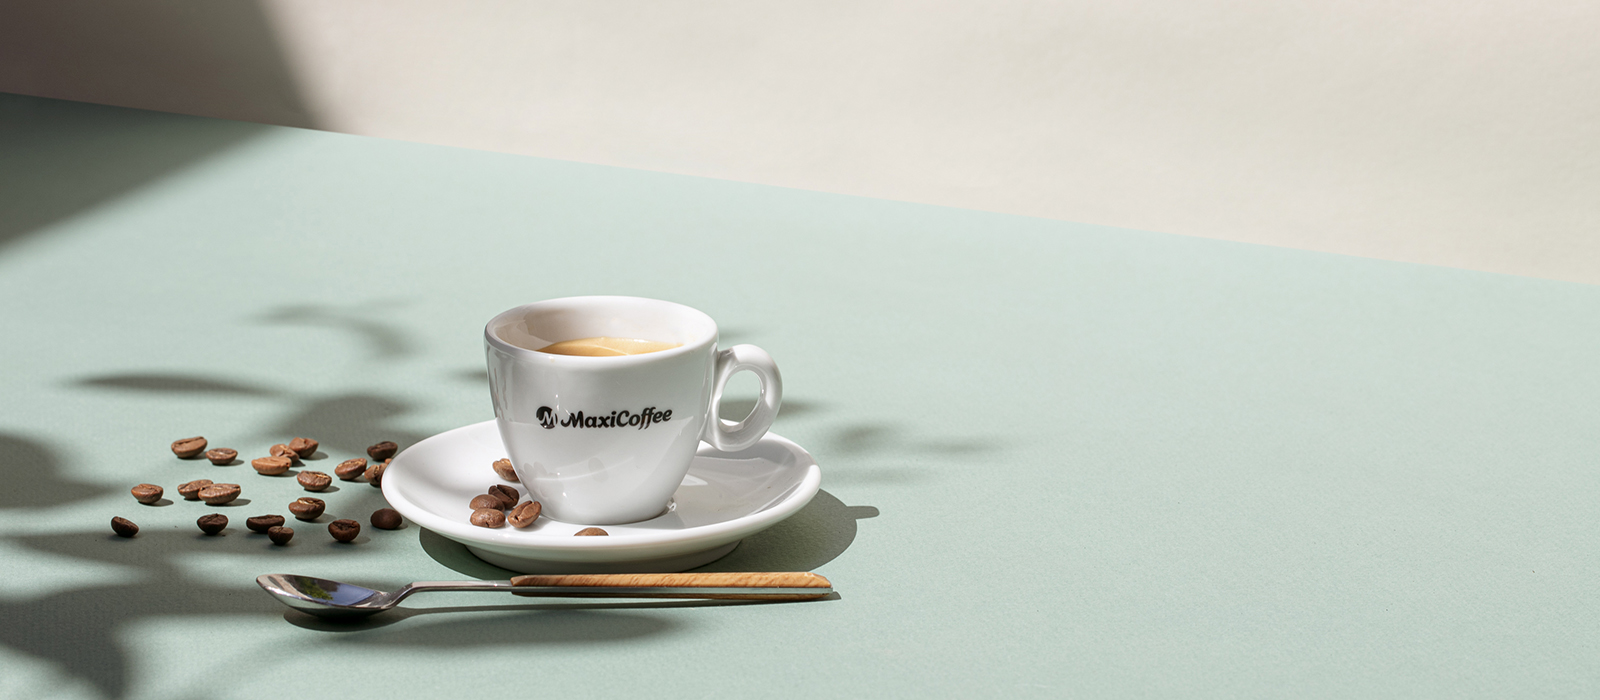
257 572 833 619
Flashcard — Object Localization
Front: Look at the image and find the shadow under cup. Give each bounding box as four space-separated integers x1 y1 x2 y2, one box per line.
484 297 723 525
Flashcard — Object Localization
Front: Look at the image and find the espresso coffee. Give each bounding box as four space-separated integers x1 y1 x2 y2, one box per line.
537 337 679 357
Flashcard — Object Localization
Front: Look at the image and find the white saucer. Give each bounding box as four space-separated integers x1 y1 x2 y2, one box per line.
383 420 822 573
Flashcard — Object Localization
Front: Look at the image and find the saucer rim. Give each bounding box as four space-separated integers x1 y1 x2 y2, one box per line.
382 420 822 554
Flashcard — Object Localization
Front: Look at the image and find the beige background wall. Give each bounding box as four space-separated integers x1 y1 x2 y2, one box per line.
3 1 1596 284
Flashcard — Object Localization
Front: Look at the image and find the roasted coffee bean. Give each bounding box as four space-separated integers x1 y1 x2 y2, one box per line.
367 441 398 461
252 456 293 476
469 508 505 528
268 526 295 545
364 460 389 487
328 519 361 542
297 471 332 491
177 479 214 501
111 516 139 538
199 483 241 505
246 514 286 533
574 527 608 536
468 494 502 510
289 497 326 521
131 484 164 504
288 437 318 458
171 436 207 458
269 444 302 465
370 508 402 530
492 458 518 482
486 484 519 509
508 501 541 528
334 458 367 481
204 448 237 465
197 513 228 535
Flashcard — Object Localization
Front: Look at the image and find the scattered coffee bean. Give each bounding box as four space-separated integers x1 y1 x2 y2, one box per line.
111 516 139 538
574 527 608 536
508 501 541 528
328 519 360 542
487 484 519 509
492 458 518 482
288 437 318 458
131 483 164 505
469 508 506 528
370 508 402 530
199 483 241 505
177 479 214 501
246 514 286 533
297 471 332 491
268 526 295 545
367 441 398 461
269 444 302 465
364 460 389 487
171 436 207 458
205 448 238 465
289 497 326 521
469 494 503 510
334 458 368 481
197 513 228 535
251 456 293 476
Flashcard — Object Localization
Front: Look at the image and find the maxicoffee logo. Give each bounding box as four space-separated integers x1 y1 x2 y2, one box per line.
537 406 672 430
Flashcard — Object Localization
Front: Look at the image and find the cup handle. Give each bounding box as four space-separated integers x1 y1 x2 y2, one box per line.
704 344 783 452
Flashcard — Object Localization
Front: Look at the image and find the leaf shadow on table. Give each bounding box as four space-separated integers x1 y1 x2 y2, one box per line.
0 1 315 253
6 370 435 698
256 301 416 361
813 422 999 487
0 528 345 700
67 371 432 460
0 431 116 509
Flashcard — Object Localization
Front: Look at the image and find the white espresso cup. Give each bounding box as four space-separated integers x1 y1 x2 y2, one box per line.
484 296 782 524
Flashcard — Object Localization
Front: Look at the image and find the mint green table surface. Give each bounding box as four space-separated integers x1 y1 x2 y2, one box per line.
2 93 1597 699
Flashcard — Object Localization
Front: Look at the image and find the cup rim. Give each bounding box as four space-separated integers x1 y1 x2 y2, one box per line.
484 295 717 366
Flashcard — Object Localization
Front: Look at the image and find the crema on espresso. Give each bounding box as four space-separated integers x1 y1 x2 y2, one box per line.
536 337 680 356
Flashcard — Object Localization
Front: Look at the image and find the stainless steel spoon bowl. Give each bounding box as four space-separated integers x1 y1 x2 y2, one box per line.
257 572 834 619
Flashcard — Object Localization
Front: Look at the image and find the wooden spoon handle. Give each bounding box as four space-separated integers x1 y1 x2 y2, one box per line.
508 572 833 601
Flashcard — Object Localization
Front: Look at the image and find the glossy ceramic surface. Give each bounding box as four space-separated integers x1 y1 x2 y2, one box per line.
382 420 821 573
486 296 782 523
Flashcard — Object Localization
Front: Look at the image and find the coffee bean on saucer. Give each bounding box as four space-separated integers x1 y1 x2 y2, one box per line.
574 527 608 536
508 501 541 528
367 441 398 462
297 471 332 491
246 514 286 533
177 479 213 501
197 513 228 535
370 508 402 530
199 483 241 505
288 437 318 458
486 484 519 509
171 436 207 458
469 494 503 510
268 526 294 545
252 456 293 476
269 444 301 465
334 458 367 481
328 519 360 542
364 460 389 487
289 497 326 521
492 458 518 482
205 448 237 465
469 508 505 528
131 484 163 504
111 516 139 538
